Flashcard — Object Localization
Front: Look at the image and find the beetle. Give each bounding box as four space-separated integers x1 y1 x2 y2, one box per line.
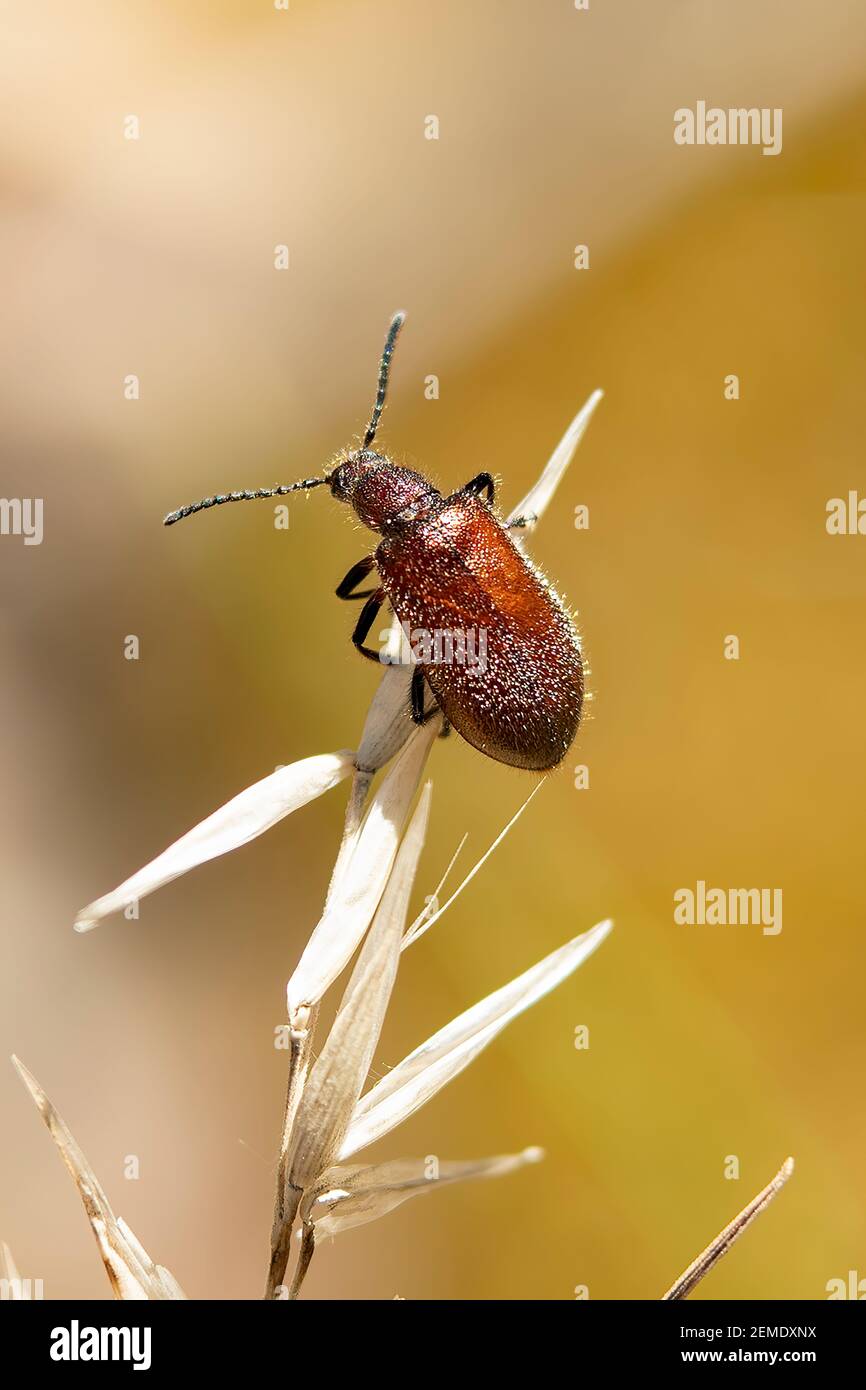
164 313 584 771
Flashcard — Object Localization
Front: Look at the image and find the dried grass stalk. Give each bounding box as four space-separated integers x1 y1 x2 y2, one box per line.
43 387 609 1301
662 1157 795 1300
12 1057 185 1300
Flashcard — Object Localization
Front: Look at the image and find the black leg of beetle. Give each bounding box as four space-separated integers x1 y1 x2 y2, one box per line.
410 665 426 725
506 511 538 530
410 665 446 728
438 717 451 739
352 589 387 663
462 472 495 504
336 555 377 600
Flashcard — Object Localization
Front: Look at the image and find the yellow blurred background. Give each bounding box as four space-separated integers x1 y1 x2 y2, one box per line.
2 0 865 1299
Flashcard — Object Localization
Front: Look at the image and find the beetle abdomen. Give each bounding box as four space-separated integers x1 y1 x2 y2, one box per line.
424 616 582 771
376 495 583 771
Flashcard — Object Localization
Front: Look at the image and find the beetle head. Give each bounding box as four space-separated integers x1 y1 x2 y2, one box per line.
329 450 433 532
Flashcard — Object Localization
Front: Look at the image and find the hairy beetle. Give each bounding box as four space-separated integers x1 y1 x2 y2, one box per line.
165 314 584 770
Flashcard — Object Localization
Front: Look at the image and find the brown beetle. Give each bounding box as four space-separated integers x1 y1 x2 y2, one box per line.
165 314 584 771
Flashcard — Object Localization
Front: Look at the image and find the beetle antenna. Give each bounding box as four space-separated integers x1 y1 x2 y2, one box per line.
363 311 405 448
163 477 328 526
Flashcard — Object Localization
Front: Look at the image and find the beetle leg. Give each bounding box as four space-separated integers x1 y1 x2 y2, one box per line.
410 665 447 729
351 588 387 663
410 665 426 724
336 554 378 600
462 472 495 505
506 511 538 530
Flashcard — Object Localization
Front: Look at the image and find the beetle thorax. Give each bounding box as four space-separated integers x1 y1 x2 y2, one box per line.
329 450 437 533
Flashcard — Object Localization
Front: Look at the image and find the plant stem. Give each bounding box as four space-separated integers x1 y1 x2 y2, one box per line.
265 1012 316 1298
289 1222 316 1300
661 1156 794 1301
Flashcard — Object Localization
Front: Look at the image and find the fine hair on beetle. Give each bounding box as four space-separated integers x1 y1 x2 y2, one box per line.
165 314 585 772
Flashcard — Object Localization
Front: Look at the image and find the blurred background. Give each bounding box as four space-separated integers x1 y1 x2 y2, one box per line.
2 0 865 1300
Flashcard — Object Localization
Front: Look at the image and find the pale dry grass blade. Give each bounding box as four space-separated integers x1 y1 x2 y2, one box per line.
266 1007 318 1299
286 725 438 1011
507 389 604 534
341 918 613 1159
271 784 433 1299
74 750 354 933
661 1156 795 1301
266 721 436 1295
354 662 419 779
12 1057 185 1300
288 1222 317 1300
113 1219 187 1300
304 1147 544 1239
287 784 432 1189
